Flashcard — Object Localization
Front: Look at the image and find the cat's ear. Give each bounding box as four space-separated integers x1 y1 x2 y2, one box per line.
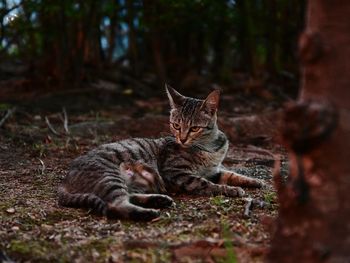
201 89 220 115
165 84 185 108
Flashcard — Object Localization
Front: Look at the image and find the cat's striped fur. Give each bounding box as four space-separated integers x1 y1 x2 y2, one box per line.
58 86 262 220
120 160 167 194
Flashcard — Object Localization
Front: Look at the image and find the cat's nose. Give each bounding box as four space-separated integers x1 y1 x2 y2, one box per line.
180 138 187 144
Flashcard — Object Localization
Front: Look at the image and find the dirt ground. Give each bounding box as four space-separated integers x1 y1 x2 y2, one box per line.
0 86 288 263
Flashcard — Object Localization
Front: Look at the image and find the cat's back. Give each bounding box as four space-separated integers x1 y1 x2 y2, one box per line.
62 137 169 194
68 137 169 173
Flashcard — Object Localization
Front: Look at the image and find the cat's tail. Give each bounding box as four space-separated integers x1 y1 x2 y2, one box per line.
58 186 107 215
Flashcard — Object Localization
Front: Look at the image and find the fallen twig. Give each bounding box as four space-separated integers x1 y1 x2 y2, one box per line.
45 116 60 136
0 107 16 128
243 198 267 218
38 158 46 175
243 197 253 218
61 107 69 134
46 108 70 136
252 199 266 208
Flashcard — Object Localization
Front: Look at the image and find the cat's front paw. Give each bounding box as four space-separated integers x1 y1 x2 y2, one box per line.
223 186 245 197
147 195 174 209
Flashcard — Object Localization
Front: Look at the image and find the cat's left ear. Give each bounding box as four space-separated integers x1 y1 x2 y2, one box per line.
165 84 186 109
201 89 220 115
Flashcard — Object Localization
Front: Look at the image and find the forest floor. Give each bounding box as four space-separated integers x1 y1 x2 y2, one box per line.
0 84 288 263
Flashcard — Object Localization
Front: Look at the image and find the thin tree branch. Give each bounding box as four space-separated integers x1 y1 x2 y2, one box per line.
38 158 46 175
243 197 253 218
0 3 21 19
62 107 69 134
0 107 16 128
45 116 60 136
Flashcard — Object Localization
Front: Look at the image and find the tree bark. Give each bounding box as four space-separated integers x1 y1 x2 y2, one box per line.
269 1 350 262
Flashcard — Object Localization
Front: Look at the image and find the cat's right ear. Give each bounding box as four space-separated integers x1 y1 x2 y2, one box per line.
165 84 185 108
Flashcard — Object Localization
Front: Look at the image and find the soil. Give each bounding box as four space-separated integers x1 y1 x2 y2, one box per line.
0 86 288 263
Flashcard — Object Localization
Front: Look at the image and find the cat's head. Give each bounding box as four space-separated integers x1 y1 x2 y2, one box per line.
166 84 219 148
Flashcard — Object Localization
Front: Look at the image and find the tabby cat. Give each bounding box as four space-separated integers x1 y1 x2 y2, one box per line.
58 85 262 220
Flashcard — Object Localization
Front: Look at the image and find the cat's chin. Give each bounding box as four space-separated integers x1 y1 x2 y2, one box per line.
175 141 191 148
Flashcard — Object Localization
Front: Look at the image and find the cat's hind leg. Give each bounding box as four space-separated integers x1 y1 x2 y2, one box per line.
129 193 174 209
106 196 160 221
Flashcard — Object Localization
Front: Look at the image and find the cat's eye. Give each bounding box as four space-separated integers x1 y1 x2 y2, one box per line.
172 123 181 130
190 127 201 132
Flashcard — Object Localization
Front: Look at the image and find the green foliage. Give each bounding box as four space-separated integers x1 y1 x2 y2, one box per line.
221 221 238 263
264 191 277 204
211 196 226 206
0 103 12 110
10 239 54 260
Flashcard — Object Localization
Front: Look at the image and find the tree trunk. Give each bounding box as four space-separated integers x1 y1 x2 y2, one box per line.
143 0 166 83
126 0 140 76
269 1 350 262
236 0 254 75
266 0 277 75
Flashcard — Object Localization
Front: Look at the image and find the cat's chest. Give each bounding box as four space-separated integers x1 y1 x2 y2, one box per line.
192 141 228 174
204 141 227 162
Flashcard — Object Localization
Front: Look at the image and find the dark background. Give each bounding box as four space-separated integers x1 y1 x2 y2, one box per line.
0 0 305 106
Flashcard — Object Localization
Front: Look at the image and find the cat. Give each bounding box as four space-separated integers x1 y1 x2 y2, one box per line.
58 85 263 220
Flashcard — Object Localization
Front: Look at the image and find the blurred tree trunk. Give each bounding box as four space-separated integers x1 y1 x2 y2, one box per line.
39 0 62 84
143 0 166 83
269 1 350 262
83 0 102 68
107 1 118 65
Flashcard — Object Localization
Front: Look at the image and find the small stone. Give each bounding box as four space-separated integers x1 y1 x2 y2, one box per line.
41 224 53 231
34 115 41 121
11 226 19 231
92 249 100 259
212 232 219 239
123 88 133 95
6 207 15 214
